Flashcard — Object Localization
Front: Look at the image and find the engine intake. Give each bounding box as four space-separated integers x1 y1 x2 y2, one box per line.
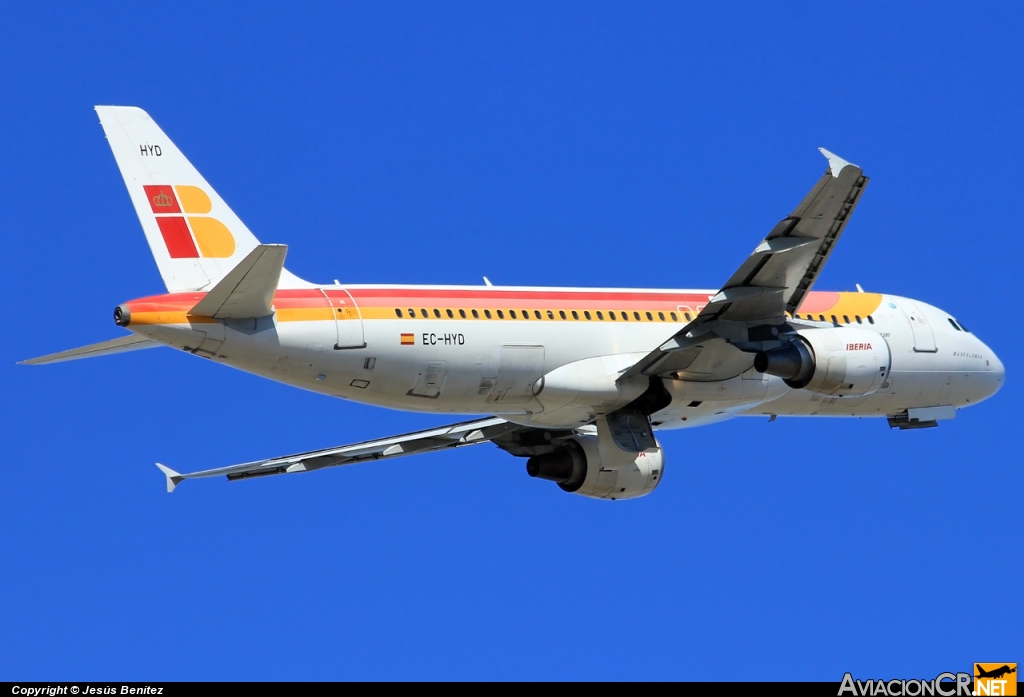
754 327 891 397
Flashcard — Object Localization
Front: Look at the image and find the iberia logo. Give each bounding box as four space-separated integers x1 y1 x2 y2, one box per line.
975 664 1017 696
144 185 235 259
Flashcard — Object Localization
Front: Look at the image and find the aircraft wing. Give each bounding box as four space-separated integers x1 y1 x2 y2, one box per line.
623 148 869 382
154 416 573 492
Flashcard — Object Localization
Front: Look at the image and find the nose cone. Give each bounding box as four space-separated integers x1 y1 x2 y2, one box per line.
978 338 1005 402
989 349 1006 393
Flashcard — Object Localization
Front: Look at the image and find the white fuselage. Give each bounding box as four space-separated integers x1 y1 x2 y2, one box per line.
125 285 1004 431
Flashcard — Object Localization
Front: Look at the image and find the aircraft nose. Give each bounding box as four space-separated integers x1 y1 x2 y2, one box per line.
980 339 1005 400
990 350 1005 390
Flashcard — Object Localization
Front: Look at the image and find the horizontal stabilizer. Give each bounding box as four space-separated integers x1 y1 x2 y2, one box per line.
189 244 287 319
156 463 184 493
20 335 161 365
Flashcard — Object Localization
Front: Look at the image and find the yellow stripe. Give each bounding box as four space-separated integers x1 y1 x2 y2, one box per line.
130 311 217 325
832 293 883 318
275 307 336 322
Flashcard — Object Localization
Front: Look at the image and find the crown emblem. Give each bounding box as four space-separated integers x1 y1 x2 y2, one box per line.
152 191 174 207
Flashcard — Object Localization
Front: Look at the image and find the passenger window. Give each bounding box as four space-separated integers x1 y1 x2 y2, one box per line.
645 312 653 321
484 310 492 319
819 315 825 322
571 310 579 320
472 309 479 318
634 312 641 321
685 312 692 321
658 312 665 321
559 310 566 319
459 309 467 318
510 310 517 319
421 309 428 318
867 316 874 324
621 312 629 321
609 311 616 320
535 310 542 319
831 315 838 324
434 309 441 318
497 310 505 319
395 309 403 317
596 311 604 320
843 315 849 324
948 318 961 331
584 311 592 320
446 309 454 318
670 312 677 321
855 315 862 324
546 310 554 319
408 308 415 317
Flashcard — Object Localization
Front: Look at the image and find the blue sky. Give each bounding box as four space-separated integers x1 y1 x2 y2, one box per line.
1 2 1021 680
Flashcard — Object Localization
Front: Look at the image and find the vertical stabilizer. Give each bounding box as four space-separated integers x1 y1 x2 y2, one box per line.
95 106 309 292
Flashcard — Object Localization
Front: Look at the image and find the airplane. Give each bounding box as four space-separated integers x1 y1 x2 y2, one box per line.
22 106 1005 499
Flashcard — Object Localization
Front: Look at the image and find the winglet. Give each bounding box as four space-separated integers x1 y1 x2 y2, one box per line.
818 148 858 177
156 463 185 493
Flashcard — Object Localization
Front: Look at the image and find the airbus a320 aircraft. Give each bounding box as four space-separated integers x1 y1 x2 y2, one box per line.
23 107 1005 499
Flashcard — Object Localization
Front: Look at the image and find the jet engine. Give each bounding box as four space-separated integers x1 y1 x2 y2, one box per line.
525 434 663 500
754 327 891 397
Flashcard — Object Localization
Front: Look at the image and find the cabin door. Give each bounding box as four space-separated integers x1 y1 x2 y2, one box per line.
899 301 937 353
321 288 366 349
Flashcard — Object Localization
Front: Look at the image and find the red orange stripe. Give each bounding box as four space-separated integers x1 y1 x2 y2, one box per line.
121 288 883 326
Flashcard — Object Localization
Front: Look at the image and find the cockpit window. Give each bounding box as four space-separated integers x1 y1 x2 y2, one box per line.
957 319 970 333
948 318 962 331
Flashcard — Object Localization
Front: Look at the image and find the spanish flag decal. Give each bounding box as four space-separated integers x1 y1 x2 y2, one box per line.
400 333 415 345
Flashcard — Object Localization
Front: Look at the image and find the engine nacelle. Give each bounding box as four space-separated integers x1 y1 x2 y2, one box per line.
754 327 891 397
525 435 663 500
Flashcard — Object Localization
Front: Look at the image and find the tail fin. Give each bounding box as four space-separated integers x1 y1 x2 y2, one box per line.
95 106 309 292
